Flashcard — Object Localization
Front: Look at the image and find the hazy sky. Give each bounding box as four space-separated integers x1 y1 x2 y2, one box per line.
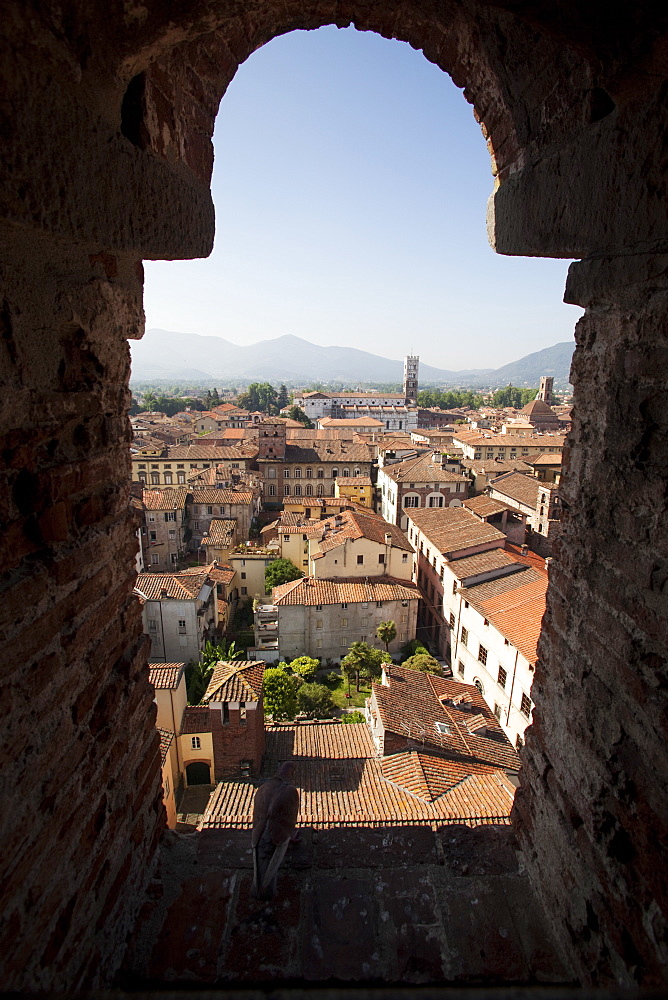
143 26 582 371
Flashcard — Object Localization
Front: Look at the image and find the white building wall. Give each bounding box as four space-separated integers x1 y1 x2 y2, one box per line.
277 597 418 662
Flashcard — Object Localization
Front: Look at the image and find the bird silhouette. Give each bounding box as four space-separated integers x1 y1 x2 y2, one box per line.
251 761 300 900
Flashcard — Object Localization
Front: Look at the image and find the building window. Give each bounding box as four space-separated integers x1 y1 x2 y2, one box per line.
306 468 313 478
403 495 419 508
457 660 465 676
452 581 457 594
474 678 484 696
149 531 157 542
240 572 246 579
341 602 348 609
516 734 525 749
494 703 502 721
239 702 246 724
151 553 159 564
294 468 302 478
449 612 455 629
376 601 382 608
317 468 324 478
428 495 444 507
317 485 324 496
478 644 487 665
268 484 276 496
316 604 322 611
168 529 176 539
283 469 290 478
378 554 385 564
316 638 323 648
222 703 230 725
357 554 364 565
241 586 247 595
343 468 350 477
498 666 507 688
306 484 313 496
148 619 157 632
177 619 186 634
361 617 368 626
284 485 290 496
267 467 276 478
151 473 160 484
294 485 302 496
164 472 173 484
316 620 323 629
341 618 348 628
191 736 201 749
461 627 468 647
520 693 532 718
331 468 338 479
402 553 408 563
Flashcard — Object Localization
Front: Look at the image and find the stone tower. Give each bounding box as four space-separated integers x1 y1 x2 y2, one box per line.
403 355 419 403
257 420 287 461
537 376 554 405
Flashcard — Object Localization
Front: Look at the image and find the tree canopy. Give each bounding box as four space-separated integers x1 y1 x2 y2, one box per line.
265 558 304 591
341 641 385 692
376 620 397 653
491 385 538 408
136 392 207 416
402 652 443 675
236 382 279 414
279 656 320 682
297 682 335 719
286 404 313 428
263 667 298 721
417 389 485 410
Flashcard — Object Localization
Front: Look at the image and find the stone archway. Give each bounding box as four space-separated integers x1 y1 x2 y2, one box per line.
1 0 667 990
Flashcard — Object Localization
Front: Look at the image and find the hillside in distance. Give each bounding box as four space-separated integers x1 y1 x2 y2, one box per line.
130 330 573 388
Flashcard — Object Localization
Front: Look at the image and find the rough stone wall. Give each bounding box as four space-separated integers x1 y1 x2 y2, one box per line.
0 0 667 991
0 243 165 989
514 253 668 986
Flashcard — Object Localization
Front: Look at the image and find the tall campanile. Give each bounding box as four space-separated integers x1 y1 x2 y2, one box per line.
403 355 419 403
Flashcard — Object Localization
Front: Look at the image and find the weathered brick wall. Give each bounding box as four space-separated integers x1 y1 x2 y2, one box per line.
0 245 165 989
210 703 266 779
514 254 668 986
1 0 667 991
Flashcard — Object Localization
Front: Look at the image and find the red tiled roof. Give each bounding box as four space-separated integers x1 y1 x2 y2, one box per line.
463 495 512 517
372 666 520 772
314 509 413 554
203 661 265 703
448 549 521 580
142 487 190 510
180 706 212 735
407 507 506 555
380 750 512 804
380 453 469 485
335 476 373 486
157 728 173 765
168 444 258 460
149 663 185 689
135 571 209 600
273 576 419 607
476 576 548 664
190 488 255 505
266 721 376 760
205 519 236 545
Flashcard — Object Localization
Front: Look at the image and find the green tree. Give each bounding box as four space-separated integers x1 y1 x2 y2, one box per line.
211 387 220 406
342 711 366 724
286 404 313 428
265 558 304 591
341 641 384 692
491 384 538 409
399 638 429 661
376 620 397 654
402 652 443 675
287 656 320 682
201 638 244 667
297 682 335 719
184 659 214 705
277 384 289 410
263 668 298 721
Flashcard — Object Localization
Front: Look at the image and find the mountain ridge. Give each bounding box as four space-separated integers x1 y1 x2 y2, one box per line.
130 329 573 387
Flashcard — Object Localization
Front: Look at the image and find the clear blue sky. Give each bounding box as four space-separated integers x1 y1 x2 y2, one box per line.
143 26 581 371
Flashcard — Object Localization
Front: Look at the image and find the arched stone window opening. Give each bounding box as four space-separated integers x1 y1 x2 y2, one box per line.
2 1 667 993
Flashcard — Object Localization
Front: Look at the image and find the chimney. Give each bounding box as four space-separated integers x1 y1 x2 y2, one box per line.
521 544 528 555
431 451 443 465
160 588 168 598
384 532 392 545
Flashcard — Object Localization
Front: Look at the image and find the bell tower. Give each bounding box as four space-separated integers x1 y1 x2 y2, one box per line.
403 355 419 403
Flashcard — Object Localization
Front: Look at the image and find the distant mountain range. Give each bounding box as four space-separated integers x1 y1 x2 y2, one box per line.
130 330 574 388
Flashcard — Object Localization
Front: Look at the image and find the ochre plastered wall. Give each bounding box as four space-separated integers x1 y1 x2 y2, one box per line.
0 0 666 990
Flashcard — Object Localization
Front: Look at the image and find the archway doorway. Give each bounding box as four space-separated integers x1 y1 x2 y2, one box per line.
186 761 212 785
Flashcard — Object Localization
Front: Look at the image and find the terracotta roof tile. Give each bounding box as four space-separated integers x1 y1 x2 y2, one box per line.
476 576 548 663
314 509 413 554
180 706 212 735
381 453 469 485
459 567 540 603
463 495 513 517
149 663 185 689
157 728 173 765
266 721 376 760
335 475 373 485
142 487 190 510
448 549 522 580
203 661 265 703
190 488 255 505
135 571 210 600
205 519 236 545
407 507 506 555
272 576 419 607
